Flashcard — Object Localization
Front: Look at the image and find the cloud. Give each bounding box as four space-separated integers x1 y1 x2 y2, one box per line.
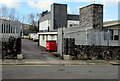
104 19 113 22
0 0 20 8
0 0 119 10
67 7 73 14
27 0 53 10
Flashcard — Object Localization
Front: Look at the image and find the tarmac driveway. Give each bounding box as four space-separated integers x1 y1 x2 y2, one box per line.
22 39 61 61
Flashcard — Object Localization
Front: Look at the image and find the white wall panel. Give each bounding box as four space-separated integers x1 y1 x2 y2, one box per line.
39 20 50 31
67 20 79 27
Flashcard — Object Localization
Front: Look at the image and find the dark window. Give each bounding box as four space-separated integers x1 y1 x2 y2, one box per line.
114 35 119 40
70 24 72 27
6 24 9 33
11 27 12 33
2 24 3 33
4 24 5 33
9 24 10 33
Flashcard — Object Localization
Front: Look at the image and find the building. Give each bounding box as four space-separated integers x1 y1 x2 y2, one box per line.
39 3 79 31
57 4 120 58
38 3 79 47
0 19 21 41
38 32 57 47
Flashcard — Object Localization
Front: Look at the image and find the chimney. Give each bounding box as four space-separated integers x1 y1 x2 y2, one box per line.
79 4 103 30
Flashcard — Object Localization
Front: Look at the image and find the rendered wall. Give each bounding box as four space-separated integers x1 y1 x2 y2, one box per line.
51 3 67 30
39 20 50 31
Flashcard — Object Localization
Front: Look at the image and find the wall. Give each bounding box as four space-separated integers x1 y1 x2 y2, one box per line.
67 20 79 27
2 37 21 59
57 28 63 56
63 38 120 60
39 20 50 31
51 3 67 30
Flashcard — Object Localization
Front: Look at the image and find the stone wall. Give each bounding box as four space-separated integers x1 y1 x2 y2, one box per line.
80 4 103 30
2 37 21 59
64 38 120 60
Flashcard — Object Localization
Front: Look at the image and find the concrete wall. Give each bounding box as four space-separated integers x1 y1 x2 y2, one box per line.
119 29 120 41
51 3 67 30
80 4 103 29
57 28 63 56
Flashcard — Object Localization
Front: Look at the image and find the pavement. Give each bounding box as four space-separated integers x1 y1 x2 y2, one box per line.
1 59 119 65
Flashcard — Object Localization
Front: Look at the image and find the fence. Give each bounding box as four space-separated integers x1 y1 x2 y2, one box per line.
57 27 120 58
63 28 120 46
0 19 21 59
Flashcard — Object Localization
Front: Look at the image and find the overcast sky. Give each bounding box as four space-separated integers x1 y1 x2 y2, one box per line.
0 0 119 22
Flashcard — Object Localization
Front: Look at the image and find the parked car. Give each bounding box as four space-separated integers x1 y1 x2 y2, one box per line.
28 33 36 40
32 33 38 41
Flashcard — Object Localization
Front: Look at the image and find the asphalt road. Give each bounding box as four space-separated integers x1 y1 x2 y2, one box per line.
2 65 118 79
22 39 61 61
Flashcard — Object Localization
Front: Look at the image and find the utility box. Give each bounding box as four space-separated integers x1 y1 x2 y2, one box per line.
46 40 57 51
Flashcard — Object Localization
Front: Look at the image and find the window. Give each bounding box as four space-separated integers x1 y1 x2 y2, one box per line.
6 24 9 33
4 24 5 33
2 24 3 33
9 24 10 33
70 24 72 27
114 35 119 40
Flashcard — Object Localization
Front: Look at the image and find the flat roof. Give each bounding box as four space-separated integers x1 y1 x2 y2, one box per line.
80 4 103 9
37 32 58 35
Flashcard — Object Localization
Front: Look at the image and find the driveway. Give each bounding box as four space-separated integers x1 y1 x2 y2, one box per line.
22 39 61 61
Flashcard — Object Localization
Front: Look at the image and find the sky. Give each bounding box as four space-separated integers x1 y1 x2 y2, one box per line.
0 0 119 23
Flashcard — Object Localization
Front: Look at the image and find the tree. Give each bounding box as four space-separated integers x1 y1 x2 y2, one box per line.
0 6 25 23
27 13 40 32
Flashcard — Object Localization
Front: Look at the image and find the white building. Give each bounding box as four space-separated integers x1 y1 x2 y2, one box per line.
38 32 57 47
61 20 120 46
0 19 21 41
38 3 79 47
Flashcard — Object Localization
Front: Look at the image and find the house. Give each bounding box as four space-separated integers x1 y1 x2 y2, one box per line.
38 3 79 47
